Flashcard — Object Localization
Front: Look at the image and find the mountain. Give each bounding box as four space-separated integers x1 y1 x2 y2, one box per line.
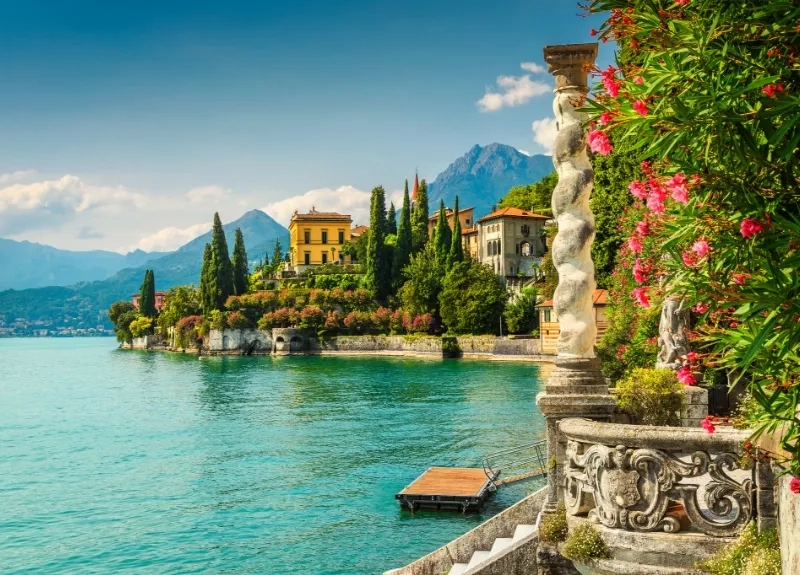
0 210 289 332
427 143 554 218
0 239 165 291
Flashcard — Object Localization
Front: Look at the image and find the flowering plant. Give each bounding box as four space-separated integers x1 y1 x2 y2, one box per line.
585 0 800 476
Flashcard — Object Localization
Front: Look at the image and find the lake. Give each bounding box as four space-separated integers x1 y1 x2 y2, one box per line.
0 338 547 574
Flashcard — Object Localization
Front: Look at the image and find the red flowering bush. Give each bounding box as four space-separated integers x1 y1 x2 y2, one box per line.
407 313 434 334
371 307 393 333
298 306 326 331
343 310 374 334
258 308 300 329
175 315 204 348
587 0 800 475
226 311 253 329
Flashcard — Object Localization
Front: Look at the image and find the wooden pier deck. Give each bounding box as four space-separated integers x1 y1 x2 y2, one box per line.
395 467 497 512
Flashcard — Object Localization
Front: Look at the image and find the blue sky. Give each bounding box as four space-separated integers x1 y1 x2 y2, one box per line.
0 0 611 252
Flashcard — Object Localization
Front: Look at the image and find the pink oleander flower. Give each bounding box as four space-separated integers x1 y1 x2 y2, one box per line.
616 345 627 360
677 365 696 386
598 111 613 126
676 0 691 5
730 321 738 328
631 287 650 308
692 239 711 258
632 258 649 283
762 83 785 98
629 180 648 199
666 173 689 204
632 100 648 116
701 416 716 434
641 160 653 175
646 178 668 214
634 76 644 85
635 220 650 237
587 130 613 155
628 236 643 253
790 477 800 495
590 28 598 36
686 351 698 363
740 218 764 238
682 251 698 267
693 302 708 314
732 273 747 285
601 66 621 97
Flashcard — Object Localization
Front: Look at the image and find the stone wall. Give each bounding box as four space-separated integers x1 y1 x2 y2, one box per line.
130 335 157 349
313 334 542 359
207 329 273 354
778 474 800 574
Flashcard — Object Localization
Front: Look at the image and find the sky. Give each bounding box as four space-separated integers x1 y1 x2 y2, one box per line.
0 0 612 253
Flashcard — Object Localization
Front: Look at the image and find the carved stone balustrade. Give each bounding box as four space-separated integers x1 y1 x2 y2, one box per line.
558 418 757 538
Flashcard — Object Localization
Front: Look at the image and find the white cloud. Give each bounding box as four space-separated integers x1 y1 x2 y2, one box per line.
516 149 531 156
262 185 373 228
0 175 146 235
0 170 36 184
477 62 551 112
532 118 559 154
186 185 231 203
520 62 546 74
134 222 212 252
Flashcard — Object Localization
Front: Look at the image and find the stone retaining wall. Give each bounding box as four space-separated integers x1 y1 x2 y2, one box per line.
207 329 273 354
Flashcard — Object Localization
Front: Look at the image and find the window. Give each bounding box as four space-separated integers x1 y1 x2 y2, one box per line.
338 231 344 244
304 230 310 244
304 252 310 265
497 240 501 254
521 241 532 257
521 224 530 237
322 231 328 245
322 253 328 264
515 243 519 255
466 219 470 225
544 310 551 322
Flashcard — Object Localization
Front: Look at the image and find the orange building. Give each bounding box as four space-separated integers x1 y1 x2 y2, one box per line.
427 206 476 237
132 291 167 312
536 289 609 355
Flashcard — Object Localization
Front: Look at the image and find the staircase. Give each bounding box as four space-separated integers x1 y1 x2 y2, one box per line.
448 523 537 575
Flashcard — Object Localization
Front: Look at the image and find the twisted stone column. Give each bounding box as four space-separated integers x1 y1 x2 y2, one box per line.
536 44 616 517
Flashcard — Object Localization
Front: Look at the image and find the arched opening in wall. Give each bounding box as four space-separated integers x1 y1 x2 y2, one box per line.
521 241 532 257
222 335 231 349
275 336 286 351
289 336 303 351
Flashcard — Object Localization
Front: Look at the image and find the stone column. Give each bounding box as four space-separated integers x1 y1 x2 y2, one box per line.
536 43 616 514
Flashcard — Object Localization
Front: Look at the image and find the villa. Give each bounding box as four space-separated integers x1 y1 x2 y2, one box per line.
288 208 353 273
536 288 608 355
131 291 166 312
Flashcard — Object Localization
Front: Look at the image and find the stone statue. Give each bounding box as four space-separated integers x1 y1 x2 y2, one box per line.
656 295 691 369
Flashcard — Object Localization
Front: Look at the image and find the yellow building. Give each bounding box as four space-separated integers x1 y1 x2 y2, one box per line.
536 289 609 355
427 206 476 237
288 209 353 272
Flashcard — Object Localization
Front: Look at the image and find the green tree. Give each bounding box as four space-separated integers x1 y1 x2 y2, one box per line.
139 269 156 318
129 316 153 338
270 238 283 272
411 178 429 252
108 301 135 325
157 285 202 331
400 244 444 317
209 212 234 310
499 172 557 214
392 183 413 289
199 243 214 313
504 287 539 334
113 310 138 344
448 195 464 266
387 202 397 235
439 261 508 335
231 227 249 296
433 200 452 266
365 186 391 300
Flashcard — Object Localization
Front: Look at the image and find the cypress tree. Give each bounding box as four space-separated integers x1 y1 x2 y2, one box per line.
139 269 156 317
231 227 249 296
209 212 234 310
270 238 283 271
411 179 430 252
200 243 214 313
365 186 391 300
449 195 464 266
433 200 452 265
392 184 413 288
387 202 397 235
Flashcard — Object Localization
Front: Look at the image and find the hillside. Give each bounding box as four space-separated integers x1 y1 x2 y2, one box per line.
0 239 165 291
427 143 553 218
0 210 288 332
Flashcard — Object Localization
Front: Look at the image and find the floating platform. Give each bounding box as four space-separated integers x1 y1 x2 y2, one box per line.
395 467 497 512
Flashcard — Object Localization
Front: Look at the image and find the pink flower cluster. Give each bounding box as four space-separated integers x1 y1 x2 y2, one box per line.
701 416 716 434
632 258 650 283
732 273 747 286
588 130 613 155
632 99 649 116
676 0 691 5
740 218 764 238
627 218 650 254
598 111 614 126
631 286 649 308
790 477 800 495
762 83 785 98
601 65 621 97
677 365 696 386
693 301 708 314
628 172 691 212
682 239 711 268
666 173 689 204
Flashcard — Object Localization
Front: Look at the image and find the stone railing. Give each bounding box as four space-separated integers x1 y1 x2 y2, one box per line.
557 418 761 538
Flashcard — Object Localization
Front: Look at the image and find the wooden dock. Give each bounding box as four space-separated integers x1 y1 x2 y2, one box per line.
395 467 497 512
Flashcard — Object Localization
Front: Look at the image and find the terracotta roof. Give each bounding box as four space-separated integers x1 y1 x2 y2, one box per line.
291 209 352 222
537 289 609 308
461 227 478 235
351 225 369 236
477 206 550 223
428 206 475 222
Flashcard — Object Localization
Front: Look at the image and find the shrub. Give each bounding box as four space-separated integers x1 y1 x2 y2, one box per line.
324 311 343 331
226 311 253 329
343 310 373 334
539 504 568 544
209 309 226 331
258 308 299 329
504 287 539 334
406 313 433 334
389 309 407 334
616 368 684 427
371 307 393 333
561 523 610 564
128 316 152 338
439 262 507 335
299 306 326 331
697 523 779 575
175 315 203 349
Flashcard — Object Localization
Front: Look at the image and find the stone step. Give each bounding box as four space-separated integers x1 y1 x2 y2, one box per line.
466 550 491 570
448 563 469 575
489 537 513 556
512 523 536 542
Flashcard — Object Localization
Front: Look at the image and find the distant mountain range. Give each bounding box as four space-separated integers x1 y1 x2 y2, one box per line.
0 240 166 291
0 210 288 331
429 143 553 218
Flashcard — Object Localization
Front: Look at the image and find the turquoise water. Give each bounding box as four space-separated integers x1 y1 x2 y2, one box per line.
1 338 546 574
